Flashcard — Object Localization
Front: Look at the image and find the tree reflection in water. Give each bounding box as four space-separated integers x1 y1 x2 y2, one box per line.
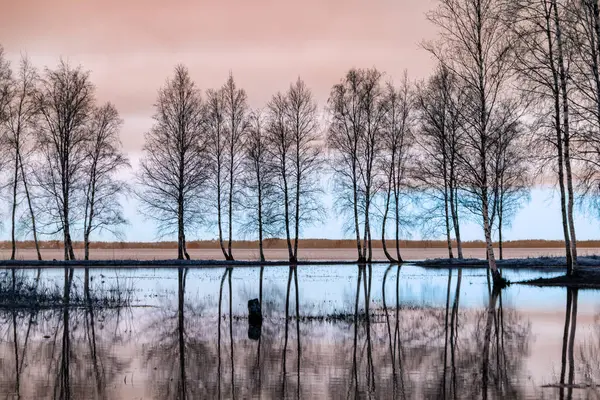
434 269 531 400
0 268 131 399
281 265 301 399
0 265 584 399
144 267 218 400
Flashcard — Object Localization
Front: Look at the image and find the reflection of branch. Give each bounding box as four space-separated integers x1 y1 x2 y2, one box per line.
178 267 187 399
482 286 502 400
228 269 235 400
294 267 301 399
363 265 375 392
58 268 72 399
217 268 228 400
558 288 580 400
395 265 406 398
442 268 452 400
256 266 264 390
217 267 235 399
450 269 462 399
383 265 397 394
85 272 104 398
282 267 292 397
349 265 362 399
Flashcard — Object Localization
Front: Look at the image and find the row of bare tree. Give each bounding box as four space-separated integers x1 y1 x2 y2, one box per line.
3 0 600 277
135 63 531 268
137 67 324 262
419 0 600 283
0 50 129 261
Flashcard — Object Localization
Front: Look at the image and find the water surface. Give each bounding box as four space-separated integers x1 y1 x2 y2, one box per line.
0 264 597 399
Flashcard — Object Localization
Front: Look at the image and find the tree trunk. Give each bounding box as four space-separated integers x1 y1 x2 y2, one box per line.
482 190 501 285
281 153 295 263
177 197 184 260
366 219 373 263
352 157 364 263
84 233 90 261
498 191 504 261
444 181 454 260
553 0 577 274
84 186 95 261
363 192 372 263
257 171 265 262
393 188 402 263
10 153 19 261
67 233 75 261
217 167 229 260
450 184 463 259
228 151 235 261
19 152 41 260
382 184 397 263
64 187 75 261
543 1 573 274
564 139 578 269
292 133 301 263
182 233 190 260
498 215 503 261
64 204 75 262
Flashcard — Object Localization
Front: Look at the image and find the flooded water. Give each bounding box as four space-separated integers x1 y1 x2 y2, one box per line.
0 264 598 399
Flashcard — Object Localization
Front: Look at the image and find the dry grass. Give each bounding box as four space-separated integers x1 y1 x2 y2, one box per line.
1 238 598 250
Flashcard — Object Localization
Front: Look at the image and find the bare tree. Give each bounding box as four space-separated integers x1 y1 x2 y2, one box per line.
82 103 129 260
380 75 415 263
267 78 323 263
137 65 208 260
553 0 579 272
34 60 94 260
426 0 517 285
328 68 387 263
510 0 578 274
3 56 43 260
240 110 279 262
414 64 465 259
222 73 248 261
286 78 323 263
205 88 229 259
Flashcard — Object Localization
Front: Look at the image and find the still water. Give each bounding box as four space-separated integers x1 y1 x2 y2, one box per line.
0 264 597 399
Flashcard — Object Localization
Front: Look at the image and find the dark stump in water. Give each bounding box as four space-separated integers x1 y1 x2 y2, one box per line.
248 298 263 341
248 298 262 324
248 323 262 341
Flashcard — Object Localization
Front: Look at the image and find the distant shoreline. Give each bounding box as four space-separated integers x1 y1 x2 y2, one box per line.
3 239 600 250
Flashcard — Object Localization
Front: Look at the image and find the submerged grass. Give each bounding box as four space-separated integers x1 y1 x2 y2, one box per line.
0 270 133 311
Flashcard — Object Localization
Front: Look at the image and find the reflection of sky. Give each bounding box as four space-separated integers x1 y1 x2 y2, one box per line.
22 265 600 316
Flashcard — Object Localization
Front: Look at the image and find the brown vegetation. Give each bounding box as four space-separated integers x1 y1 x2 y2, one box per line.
2 238 600 250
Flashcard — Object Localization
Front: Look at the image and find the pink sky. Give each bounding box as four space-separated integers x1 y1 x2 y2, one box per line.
0 0 437 152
